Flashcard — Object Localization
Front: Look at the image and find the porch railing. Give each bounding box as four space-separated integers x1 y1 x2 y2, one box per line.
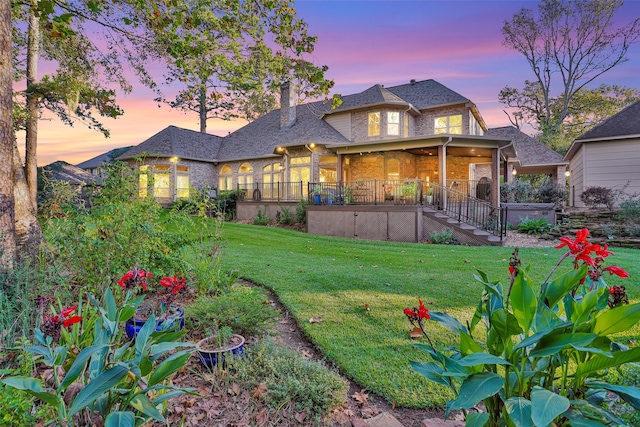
236 181 307 202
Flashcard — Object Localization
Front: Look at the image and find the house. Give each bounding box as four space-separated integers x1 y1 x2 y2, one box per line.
564 100 640 208
117 78 567 244
76 146 134 178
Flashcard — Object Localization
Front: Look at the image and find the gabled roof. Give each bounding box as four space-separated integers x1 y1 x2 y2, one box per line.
386 79 469 110
217 102 349 161
565 100 640 160
77 146 134 169
117 126 223 162
485 126 566 166
40 161 97 185
329 84 411 112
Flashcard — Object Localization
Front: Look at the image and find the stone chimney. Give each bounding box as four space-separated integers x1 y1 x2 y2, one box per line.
280 81 296 128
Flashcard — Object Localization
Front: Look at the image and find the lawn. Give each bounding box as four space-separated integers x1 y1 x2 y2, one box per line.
216 223 640 408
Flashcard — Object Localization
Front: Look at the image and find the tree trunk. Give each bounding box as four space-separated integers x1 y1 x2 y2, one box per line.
13 137 42 257
25 2 40 209
199 84 207 133
0 0 16 268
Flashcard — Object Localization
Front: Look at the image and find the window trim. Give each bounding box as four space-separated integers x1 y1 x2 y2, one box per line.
368 111 381 136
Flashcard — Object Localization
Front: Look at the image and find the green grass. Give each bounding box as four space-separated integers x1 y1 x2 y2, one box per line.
214 222 640 408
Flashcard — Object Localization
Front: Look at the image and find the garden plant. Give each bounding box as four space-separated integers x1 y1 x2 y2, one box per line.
405 228 640 425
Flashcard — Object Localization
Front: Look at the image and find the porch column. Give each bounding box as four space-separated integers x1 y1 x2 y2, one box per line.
337 153 343 183
438 145 447 209
556 165 567 187
491 148 499 207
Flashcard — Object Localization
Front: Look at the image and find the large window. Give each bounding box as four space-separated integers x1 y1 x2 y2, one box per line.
219 165 232 191
387 112 400 136
289 156 310 196
176 165 190 199
238 163 253 190
368 112 380 136
139 165 149 198
262 162 282 198
435 114 462 134
153 165 171 198
319 155 337 183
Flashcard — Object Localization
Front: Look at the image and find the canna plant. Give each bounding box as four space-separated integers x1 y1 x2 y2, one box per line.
2 287 194 427
405 228 640 426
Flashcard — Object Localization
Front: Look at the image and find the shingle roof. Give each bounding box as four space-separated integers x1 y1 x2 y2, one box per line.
77 146 134 168
485 126 566 165
217 102 349 161
386 79 470 110
117 126 223 161
40 161 97 185
575 100 640 142
330 84 410 112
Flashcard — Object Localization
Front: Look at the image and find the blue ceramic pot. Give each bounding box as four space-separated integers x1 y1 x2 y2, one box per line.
196 334 245 368
124 306 185 340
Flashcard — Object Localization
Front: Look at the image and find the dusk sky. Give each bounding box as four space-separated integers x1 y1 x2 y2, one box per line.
26 0 640 166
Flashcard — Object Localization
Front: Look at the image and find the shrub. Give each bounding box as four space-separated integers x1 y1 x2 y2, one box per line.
236 338 348 421
0 384 39 427
295 199 308 224
276 204 295 226
516 217 554 235
185 285 279 337
581 186 617 210
618 200 640 223
500 181 535 203
253 205 271 225
405 229 638 426
429 228 458 245
213 189 242 220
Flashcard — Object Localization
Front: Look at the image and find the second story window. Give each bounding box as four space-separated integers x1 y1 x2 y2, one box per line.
368 112 380 136
387 112 399 136
435 114 462 134
404 114 409 138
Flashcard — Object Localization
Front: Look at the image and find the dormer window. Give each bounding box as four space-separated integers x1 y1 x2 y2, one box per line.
387 112 399 136
368 112 380 136
435 114 462 134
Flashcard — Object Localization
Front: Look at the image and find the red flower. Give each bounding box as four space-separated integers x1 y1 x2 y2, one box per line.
556 228 590 254
61 306 77 317
404 307 417 317
603 266 629 278
63 315 83 328
509 266 515 275
118 268 152 291
417 299 430 320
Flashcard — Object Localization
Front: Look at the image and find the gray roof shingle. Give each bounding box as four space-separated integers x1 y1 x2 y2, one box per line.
117 126 223 161
386 79 470 110
575 100 640 142
486 126 565 165
77 146 134 168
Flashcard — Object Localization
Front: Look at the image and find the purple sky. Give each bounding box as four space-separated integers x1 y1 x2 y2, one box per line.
29 0 640 165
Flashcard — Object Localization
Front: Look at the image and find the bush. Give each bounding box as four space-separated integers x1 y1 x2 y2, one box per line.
214 189 242 220
236 338 348 421
38 180 88 219
429 228 458 245
0 384 38 427
276 204 295 226
516 217 554 235
295 199 307 224
618 200 640 223
581 186 617 210
253 205 271 225
185 285 279 337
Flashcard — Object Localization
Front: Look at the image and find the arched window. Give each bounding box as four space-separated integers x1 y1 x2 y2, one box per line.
238 163 253 190
219 165 232 191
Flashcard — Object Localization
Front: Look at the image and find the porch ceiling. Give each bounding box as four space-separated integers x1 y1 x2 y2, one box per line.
406 146 493 158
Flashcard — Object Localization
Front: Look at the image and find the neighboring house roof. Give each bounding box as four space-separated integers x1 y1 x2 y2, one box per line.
565 100 640 160
117 126 223 162
39 161 97 185
217 102 349 162
76 146 134 169
486 126 566 166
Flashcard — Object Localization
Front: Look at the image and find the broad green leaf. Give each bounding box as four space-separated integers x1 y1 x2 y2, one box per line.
514 322 572 351
447 372 503 414
130 393 164 422
576 347 640 378
531 386 569 427
59 344 109 392
150 342 195 359
542 265 587 308
409 361 451 387
510 271 537 332
505 397 532 427
530 333 596 357
570 289 602 326
465 412 490 427
569 345 612 358
135 314 156 356
25 345 51 357
533 302 563 333
69 365 129 415
587 380 640 410
593 303 640 336
153 390 190 406
2 377 59 406
460 332 483 356
105 411 135 427
148 351 191 386
491 309 523 341
105 288 117 321
457 352 511 367
566 419 607 427
430 312 467 334
568 399 623 425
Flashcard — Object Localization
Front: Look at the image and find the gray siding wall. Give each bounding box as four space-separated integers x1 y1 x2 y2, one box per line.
325 113 352 141
569 146 585 207
584 139 640 207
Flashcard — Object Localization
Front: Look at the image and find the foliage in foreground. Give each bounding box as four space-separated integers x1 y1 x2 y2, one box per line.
236 337 348 422
406 229 640 425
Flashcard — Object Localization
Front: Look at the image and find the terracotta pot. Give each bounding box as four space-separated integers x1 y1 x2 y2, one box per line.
196 334 245 368
124 306 185 340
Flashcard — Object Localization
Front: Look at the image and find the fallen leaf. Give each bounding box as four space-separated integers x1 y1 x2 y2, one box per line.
392 400 396 409
419 259 425 263
464 259 470 263
372 265 378 268
309 316 323 323
361 405 378 418
253 383 268 400
351 389 369 406
295 411 308 423
228 382 240 396
386 283 391 286
408 327 422 339
255 407 269 427
301 349 312 358
364 304 370 311
344 408 355 417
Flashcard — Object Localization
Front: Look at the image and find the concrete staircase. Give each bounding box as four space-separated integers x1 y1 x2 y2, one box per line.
423 207 505 246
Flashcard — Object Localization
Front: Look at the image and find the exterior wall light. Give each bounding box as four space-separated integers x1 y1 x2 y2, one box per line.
565 170 571 177
512 169 517 176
